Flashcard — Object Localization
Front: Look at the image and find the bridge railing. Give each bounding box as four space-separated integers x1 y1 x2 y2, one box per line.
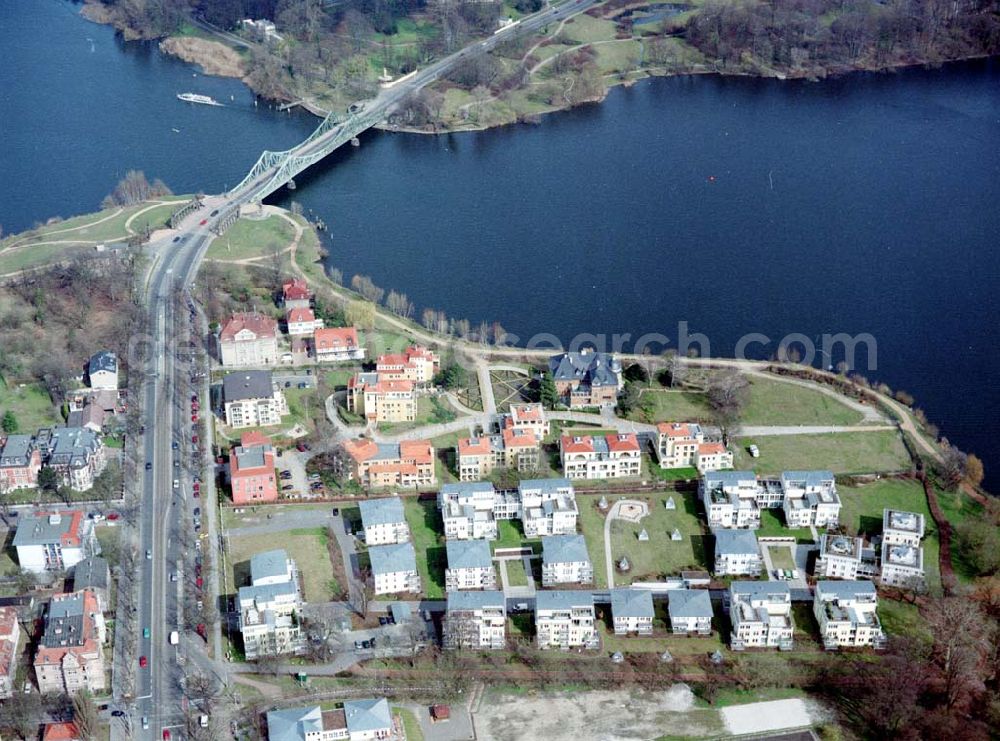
169 196 203 228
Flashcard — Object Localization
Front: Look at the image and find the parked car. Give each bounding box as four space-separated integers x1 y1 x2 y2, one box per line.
145 462 152 471
143 627 150 639
308 473 320 480
171 441 179 450
193 507 201 517
139 656 148 668
281 484 294 491
146 550 152 560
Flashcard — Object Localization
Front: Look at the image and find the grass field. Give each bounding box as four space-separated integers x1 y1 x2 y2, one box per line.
766 544 796 571
0 378 61 432
757 509 814 542
402 498 446 598
733 430 910 475
205 215 296 261
228 527 337 601
505 559 530 587
634 389 710 422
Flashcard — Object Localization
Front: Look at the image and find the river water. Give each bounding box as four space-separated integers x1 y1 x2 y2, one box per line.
3 1 999 487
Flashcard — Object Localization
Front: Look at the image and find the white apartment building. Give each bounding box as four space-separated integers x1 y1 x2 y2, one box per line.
369 542 421 596
781 470 841 528
729 581 794 650
879 540 925 589
237 550 304 659
814 580 885 649
505 403 549 439
445 539 497 591
668 589 713 635
816 535 878 580
560 433 641 480
535 591 600 650
701 471 762 529
444 591 506 649
359 497 409 546
438 480 579 540
520 479 579 537
610 588 654 635
439 482 503 540
223 371 288 429
654 422 734 473
541 534 593 586
266 697 394 741
218 312 280 367
13 510 97 573
883 509 925 547
713 529 762 576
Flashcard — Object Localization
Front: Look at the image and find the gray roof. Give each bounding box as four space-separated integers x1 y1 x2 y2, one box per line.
446 539 493 570
447 590 505 612
390 602 412 622
344 698 392 734
73 556 109 590
518 478 573 495
41 593 86 648
359 497 405 527
730 581 791 600
369 542 417 576
223 370 274 402
713 529 760 557
12 511 86 548
0 435 35 467
266 705 322 741
234 442 270 469
668 589 713 620
250 550 289 583
548 351 621 387
781 470 835 486
542 534 590 565
238 580 297 606
815 580 877 601
610 588 654 619
88 350 117 375
702 470 758 488
440 481 495 497
44 427 101 469
536 590 594 611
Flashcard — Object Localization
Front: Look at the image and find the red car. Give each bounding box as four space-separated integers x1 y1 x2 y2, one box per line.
191 414 198 423
196 576 203 589
191 394 198 403
192 435 199 444
107 513 119 521
196 623 207 640
163 730 171 740
296 442 307 452
199 218 207 225
192 481 201 493
139 656 147 668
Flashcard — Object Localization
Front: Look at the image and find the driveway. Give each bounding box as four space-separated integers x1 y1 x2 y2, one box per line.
275 449 310 499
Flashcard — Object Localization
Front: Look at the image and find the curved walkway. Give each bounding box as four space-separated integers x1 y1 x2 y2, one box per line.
603 499 649 588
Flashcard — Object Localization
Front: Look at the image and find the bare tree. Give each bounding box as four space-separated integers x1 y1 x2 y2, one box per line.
706 370 749 441
72 689 100 741
925 596 993 710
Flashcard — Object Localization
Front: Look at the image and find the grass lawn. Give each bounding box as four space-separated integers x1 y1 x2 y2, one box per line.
205 215 296 261
741 377 865 426
402 498 446 598
634 389 711 423
559 14 617 44
127 202 179 233
766 544 796 571
324 369 356 390
494 519 542 553
228 527 336 601
283 387 320 431
877 598 930 642
757 509 814 543
394 707 425 741
578 497 610 587
603 491 709 585
733 430 910 475
0 378 61 432
505 559 529 587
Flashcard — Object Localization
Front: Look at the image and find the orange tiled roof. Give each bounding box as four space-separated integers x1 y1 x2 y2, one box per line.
698 442 727 455
282 278 311 301
286 307 315 324
605 433 640 453
315 327 359 350
458 437 491 456
502 428 537 449
42 722 81 741
219 312 278 342
399 439 433 464
656 422 694 437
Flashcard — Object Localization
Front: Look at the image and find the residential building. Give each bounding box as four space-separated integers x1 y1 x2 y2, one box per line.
286 307 324 337
218 312 280 367
241 18 284 43
281 278 312 310
456 428 541 481
728 582 793 650
882 509 925 547
535 590 599 650
87 350 118 390
816 534 878 580
781 470 841 528
34 590 106 694
814 580 885 649
438 481 502 540
505 403 549 439
36 427 107 491
879 540 925 589
701 471 762 529
338 439 436 489
445 539 496 591
548 350 623 407
713 529 762 576
610 588 654 635
222 371 288 429
65 402 106 433
444 591 506 649
347 373 416 425
541 534 593 586
668 589 713 635
237 550 304 659
369 542 420 595
266 697 394 741
359 497 409 546
229 431 278 505
71 557 110 613
560 433 641 480
314 327 365 362
654 422 733 472
0 606 21 699
14 510 96 573
376 345 439 384
519 478 579 536
0 434 42 493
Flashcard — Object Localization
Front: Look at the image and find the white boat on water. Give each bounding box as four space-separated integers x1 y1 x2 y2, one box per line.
177 93 223 106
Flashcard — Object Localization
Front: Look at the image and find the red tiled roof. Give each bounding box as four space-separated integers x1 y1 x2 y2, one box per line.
286 307 315 324
315 327 359 350
605 433 640 452
241 431 270 447
343 438 379 463
374 379 413 394
560 435 595 454
502 428 537 449
510 403 543 422
399 439 433 464
34 591 101 670
698 442 727 455
656 422 694 437
458 437 491 456
282 278 311 301
43 722 81 741
219 312 278 342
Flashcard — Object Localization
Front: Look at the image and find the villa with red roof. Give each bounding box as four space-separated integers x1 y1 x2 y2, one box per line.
34 590 106 694
338 438 436 489
282 277 313 310
218 312 280 367
285 306 324 337
654 422 734 473
560 433 642 480
457 427 541 481
375 345 439 384
230 431 279 505
347 373 416 424
314 326 365 362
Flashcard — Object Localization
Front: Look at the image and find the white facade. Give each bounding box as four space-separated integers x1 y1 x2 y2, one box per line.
560 434 642 480
702 472 762 529
541 535 593 586
816 535 876 580
444 592 506 649
13 511 96 573
224 391 287 429
369 543 421 596
438 480 578 540
668 590 713 635
781 471 841 528
882 509 925 547
879 541 925 588
814 581 885 649
729 582 793 650
713 530 762 576
359 497 410 546
535 592 599 650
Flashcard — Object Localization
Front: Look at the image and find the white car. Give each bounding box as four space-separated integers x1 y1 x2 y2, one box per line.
146 550 152 560
173 479 179 489
748 444 760 458
142 717 149 730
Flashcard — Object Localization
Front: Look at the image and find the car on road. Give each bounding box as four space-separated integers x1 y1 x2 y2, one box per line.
145 462 152 471
139 656 147 668
199 218 207 225
111 710 124 717
171 441 178 450
163 730 171 740
146 549 152 560
210 209 219 216
172 236 180 243
142 717 149 730
281 484 294 491
170 572 177 582
143 627 150 638
173 479 179 489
